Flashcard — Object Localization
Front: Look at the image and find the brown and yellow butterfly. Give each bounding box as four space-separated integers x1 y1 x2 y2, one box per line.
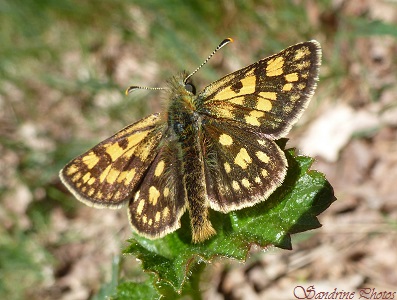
60 39 321 243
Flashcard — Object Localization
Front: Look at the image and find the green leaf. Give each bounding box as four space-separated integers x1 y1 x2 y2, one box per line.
111 274 161 300
93 256 120 300
119 147 336 296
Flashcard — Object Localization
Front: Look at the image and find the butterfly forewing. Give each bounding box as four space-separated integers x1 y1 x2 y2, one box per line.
198 41 321 139
60 113 165 208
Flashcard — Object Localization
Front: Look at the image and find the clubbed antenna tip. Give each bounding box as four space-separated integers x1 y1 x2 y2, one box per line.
184 38 234 83
125 85 165 95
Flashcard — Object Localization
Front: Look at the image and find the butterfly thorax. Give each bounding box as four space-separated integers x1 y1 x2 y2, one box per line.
166 73 199 140
165 73 216 242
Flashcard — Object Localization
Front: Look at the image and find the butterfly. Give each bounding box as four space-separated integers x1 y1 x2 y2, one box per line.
60 38 321 243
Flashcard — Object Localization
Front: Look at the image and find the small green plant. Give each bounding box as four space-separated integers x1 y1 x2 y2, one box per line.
110 145 335 299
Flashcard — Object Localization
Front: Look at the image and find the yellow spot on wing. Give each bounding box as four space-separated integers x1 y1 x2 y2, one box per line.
82 172 91 183
245 115 260 126
255 176 261 183
245 110 264 126
250 110 265 118
284 105 293 113
99 166 112 183
294 46 311 61
261 169 268 177
241 178 251 188
87 177 96 185
234 148 252 169
138 146 151 160
219 133 233 146
105 143 124 161
117 171 127 183
149 186 160 205
259 91 277 100
291 94 300 102
239 76 256 93
215 73 255 101
285 72 299 82
224 162 231 173
256 151 270 163
266 56 284 76
297 83 306 90
137 199 145 215
229 96 244 105
66 164 79 176
148 218 153 226
88 188 95 196
163 207 170 219
215 87 238 101
154 160 165 177
155 211 161 223
107 131 150 162
126 131 150 147
256 99 272 111
106 168 120 184
82 152 100 169
124 169 136 186
72 172 82 182
232 180 240 191
296 61 310 70
282 83 293 91
163 187 170 197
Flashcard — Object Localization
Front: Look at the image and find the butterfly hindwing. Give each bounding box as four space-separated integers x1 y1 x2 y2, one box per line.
198 41 321 138
202 118 287 212
128 140 187 239
60 113 165 208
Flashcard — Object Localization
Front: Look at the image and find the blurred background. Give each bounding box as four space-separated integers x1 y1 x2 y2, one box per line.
1 0 396 299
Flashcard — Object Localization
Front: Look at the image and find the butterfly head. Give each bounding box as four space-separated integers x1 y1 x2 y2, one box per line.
166 71 198 101
184 80 196 95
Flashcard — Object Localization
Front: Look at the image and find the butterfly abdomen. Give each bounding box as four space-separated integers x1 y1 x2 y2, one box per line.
181 132 216 243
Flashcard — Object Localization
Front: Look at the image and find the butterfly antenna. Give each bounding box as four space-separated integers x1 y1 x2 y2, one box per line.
125 85 165 95
184 37 233 84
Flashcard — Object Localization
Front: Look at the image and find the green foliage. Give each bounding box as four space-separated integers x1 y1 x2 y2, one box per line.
0 230 52 300
92 256 121 300
113 278 161 300
112 147 335 298
351 18 397 37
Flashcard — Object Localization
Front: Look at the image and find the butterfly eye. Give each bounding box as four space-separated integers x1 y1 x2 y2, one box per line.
173 122 184 135
184 83 196 95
